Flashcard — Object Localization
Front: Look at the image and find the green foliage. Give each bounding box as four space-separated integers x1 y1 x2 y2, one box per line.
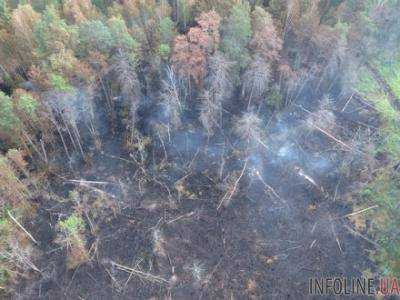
375 54 400 99
374 103 400 161
108 17 138 51
91 0 107 14
34 5 77 56
0 268 10 287
357 69 400 161
220 2 252 73
30 0 61 12
78 20 113 55
0 215 11 240
79 17 138 58
159 43 170 59
0 92 20 136
357 70 380 95
58 214 85 236
0 216 11 286
57 213 89 269
362 170 400 277
357 0 400 59
358 54 400 277
16 93 38 117
374 95 397 123
335 20 350 44
0 0 10 25
0 91 38 147
50 74 73 92
68 190 79 202
0 212 13 264
159 17 174 44
177 0 193 30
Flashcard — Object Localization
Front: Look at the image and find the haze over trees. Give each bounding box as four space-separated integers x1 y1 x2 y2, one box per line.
0 0 399 298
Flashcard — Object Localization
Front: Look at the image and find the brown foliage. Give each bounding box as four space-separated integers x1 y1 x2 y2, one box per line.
11 5 39 49
87 51 108 73
10 4 40 67
49 49 94 84
120 0 171 20
0 29 20 75
171 10 221 86
6 149 28 173
171 33 207 86
63 0 98 24
250 6 282 61
28 66 51 90
288 0 342 60
117 0 170 56
0 155 29 207
195 10 221 52
28 50 94 89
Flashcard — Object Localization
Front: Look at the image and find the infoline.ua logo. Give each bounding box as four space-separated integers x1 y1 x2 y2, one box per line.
309 277 400 296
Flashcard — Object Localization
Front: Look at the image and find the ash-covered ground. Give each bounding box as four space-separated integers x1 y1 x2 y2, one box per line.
17 80 378 299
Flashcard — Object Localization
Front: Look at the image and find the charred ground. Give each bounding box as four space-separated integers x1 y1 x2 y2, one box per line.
13 80 377 299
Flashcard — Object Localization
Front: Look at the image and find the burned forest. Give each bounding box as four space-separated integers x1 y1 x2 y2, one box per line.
0 0 400 298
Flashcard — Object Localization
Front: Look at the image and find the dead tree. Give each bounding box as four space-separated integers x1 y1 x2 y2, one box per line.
242 55 271 109
44 89 98 160
159 66 184 133
206 52 233 101
234 112 267 150
218 112 267 209
112 51 142 149
199 52 233 136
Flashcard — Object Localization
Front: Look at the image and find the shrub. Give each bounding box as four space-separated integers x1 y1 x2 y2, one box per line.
159 43 170 59
56 214 89 269
50 74 73 93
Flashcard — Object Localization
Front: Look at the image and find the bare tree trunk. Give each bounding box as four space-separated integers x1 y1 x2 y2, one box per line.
40 139 48 164
71 122 85 157
54 122 71 160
